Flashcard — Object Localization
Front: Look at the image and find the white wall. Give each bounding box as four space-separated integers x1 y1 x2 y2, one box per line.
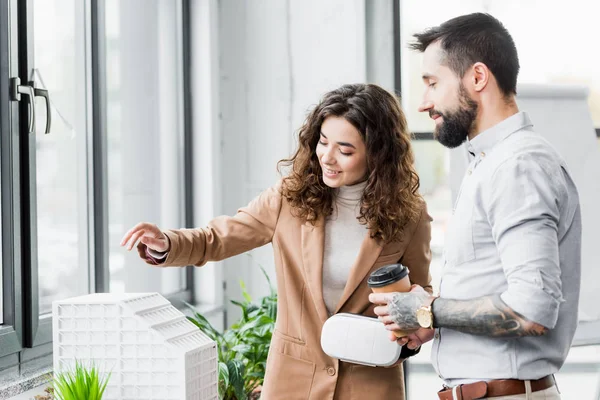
365 0 395 92
189 0 224 313
115 0 186 294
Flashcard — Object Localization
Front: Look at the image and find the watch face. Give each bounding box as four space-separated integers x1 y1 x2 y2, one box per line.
417 308 432 328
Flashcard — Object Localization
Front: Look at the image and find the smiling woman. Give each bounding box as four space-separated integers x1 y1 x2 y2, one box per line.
121 83 433 400
316 116 368 188
278 83 422 243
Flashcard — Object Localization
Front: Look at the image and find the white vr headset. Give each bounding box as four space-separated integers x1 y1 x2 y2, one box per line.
320 313 403 367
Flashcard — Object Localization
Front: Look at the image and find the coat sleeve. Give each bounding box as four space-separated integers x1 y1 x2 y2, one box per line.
400 201 434 294
149 184 283 267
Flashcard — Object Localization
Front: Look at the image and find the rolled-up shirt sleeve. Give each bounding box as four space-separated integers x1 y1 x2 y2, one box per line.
483 155 566 329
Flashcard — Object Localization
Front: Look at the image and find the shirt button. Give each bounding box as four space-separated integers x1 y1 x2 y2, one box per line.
480 152 486 157
467 169 472 175
327 367 336 376
435 333 440 339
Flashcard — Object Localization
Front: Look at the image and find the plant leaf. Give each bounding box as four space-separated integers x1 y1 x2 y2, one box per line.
230 343 253 357
212 255 277 399
218 361 229 399
255 322 274 338
183 301 221 340
258 263 276 296
230 300 250 322
246 304 259 315
223 329 238 347
238 315 273 335
53 360 111 400
239 280 253 303
227 359 246 400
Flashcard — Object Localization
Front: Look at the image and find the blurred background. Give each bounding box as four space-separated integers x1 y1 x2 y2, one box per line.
1 0 599 398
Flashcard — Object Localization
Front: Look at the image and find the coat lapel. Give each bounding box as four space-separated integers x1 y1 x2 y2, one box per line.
334 232 383 313
301 217 329 324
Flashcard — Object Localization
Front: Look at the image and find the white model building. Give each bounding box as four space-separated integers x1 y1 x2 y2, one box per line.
52 293 218 400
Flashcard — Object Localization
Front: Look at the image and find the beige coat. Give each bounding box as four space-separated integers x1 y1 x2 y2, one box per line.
157 184 432 400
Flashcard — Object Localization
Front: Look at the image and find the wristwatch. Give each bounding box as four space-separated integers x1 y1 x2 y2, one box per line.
416 296 438 329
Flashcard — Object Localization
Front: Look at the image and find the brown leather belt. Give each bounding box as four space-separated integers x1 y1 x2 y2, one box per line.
437 375 554 400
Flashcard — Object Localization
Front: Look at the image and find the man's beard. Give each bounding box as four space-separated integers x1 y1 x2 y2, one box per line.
432 85 478 149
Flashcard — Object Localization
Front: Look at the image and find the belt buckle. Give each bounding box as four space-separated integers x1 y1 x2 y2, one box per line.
452 386 461 400
438 384 463 400
437 385 452 400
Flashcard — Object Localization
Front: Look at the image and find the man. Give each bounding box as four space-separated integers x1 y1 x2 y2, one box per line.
369 13 581 400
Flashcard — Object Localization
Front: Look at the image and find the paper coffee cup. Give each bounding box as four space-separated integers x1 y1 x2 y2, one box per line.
368 263 415 337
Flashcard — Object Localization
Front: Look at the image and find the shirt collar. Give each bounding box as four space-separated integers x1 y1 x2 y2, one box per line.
466 111 533 156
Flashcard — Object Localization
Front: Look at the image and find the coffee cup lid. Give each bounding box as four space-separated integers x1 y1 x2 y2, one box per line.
367 263 409 288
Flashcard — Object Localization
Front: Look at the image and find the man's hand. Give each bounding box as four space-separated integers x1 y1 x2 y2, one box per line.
369 284 433 333
120 222 170 256
383 328 435 368
393 327 435 348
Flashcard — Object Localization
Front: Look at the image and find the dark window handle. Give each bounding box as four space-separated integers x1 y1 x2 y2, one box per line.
33 87 51 134
10 78 51 135
10 77 36 134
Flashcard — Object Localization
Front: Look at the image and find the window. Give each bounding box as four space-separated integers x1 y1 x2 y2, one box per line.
33 0 90 316
410 140 449 295
400 0 600 133
105 0 189 296
0 160 2 325
0 0 24 367
0 0 194 392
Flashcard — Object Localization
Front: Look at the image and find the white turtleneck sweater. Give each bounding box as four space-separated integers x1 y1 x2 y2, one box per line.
322 180 368 315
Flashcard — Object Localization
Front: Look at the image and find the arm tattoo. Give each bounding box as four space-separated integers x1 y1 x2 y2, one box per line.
387 291 431 331
432 294 548 338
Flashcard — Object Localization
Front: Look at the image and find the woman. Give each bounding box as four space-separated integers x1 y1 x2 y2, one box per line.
121 83 432 400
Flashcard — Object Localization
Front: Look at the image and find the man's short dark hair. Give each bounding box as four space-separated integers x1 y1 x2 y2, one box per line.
410 13 520 97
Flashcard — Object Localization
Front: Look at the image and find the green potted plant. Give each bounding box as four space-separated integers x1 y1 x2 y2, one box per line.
186 264 276 400
51 360 111 400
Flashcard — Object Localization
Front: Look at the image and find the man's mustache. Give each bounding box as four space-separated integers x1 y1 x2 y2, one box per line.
429 110 443 119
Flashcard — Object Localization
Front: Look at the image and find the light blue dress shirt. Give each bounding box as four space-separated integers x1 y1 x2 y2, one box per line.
432 112 582 386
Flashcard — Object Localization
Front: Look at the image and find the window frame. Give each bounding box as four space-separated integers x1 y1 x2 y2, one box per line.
0 0 24 361
0 0 197 392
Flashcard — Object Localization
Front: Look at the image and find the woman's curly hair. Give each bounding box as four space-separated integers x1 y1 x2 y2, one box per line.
278 83 421 243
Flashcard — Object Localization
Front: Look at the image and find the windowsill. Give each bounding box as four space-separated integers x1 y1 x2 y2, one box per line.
0 359 52 400
4 383 53 400
0 302 223 399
